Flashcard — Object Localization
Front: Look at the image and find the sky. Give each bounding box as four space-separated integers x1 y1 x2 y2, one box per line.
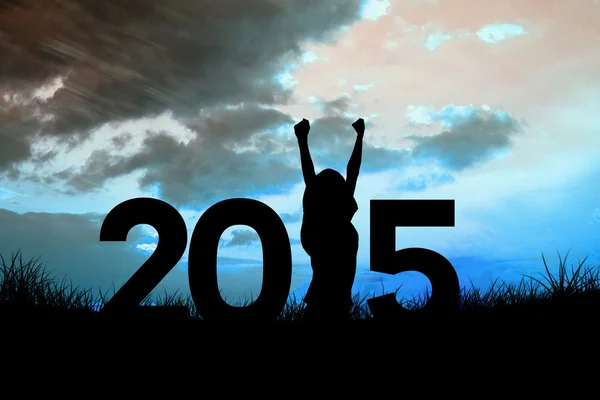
1 0 599 307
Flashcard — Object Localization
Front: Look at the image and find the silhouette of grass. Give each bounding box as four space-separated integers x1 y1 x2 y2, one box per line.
1 248 599 323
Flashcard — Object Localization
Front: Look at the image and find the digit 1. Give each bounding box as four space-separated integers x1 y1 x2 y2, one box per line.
188 198 292 323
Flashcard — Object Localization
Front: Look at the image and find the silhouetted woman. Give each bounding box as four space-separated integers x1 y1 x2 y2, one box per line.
294 117 364 321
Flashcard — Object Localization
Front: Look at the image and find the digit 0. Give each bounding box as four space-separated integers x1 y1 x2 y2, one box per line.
188 198 292 323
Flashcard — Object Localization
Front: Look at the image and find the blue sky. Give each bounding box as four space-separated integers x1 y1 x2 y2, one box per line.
1 0 599 306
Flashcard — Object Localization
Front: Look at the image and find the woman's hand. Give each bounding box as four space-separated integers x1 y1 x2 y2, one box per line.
352 118 364 139
294 118 310 141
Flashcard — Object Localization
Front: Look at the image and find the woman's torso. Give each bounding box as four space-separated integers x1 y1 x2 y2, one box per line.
300 174 359 256
302 174 358 222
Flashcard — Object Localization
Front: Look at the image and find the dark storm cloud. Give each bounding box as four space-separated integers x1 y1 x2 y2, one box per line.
321 93 353 115
56 91 414 207
0 94 47 171
0 0 364 168
56 93 412 208
280 209 302 223
55 104 301 206
225 229 260 247
52 98 521 207
407 106 524 171
110 133 134 148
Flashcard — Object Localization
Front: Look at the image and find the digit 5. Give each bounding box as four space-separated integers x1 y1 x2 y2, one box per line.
367 200 460 319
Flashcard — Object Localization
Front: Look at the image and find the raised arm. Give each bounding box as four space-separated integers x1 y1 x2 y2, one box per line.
295 118 315 186
346 118 364 196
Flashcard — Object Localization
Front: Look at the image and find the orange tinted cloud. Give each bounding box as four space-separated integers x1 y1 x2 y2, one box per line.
282 0 600 146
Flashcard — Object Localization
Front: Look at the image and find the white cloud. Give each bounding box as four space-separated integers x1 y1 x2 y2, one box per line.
425 32 454 51
477 23 528 44
353 84 375 92
301 51 327 64
384 40 399 49
406 105 434 125
32 76 65 102
407 22 527 50
423 29 470 51
136 243 157 253
274 70 298 90
361 0 391 21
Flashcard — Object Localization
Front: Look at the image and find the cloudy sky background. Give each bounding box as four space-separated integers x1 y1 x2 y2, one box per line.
1 0 599 306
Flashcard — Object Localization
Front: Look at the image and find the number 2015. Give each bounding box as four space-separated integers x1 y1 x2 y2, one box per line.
99 197 460 322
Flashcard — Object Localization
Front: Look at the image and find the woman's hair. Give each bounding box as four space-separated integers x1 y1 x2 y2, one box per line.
315 168 345 193
316 168 344 184
302 168 358 222
311 169 354 213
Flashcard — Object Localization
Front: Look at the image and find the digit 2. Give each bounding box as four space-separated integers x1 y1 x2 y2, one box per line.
367 199 460 319
188 198 292 323
99 197 188 313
